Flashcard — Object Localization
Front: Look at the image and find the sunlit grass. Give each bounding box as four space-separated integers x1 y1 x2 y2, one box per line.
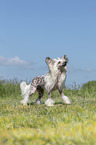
0 80 96 144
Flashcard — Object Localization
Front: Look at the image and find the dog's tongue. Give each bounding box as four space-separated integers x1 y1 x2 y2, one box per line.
65 66 67 70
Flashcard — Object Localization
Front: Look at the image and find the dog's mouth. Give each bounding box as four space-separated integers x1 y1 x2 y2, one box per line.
62 61 67 67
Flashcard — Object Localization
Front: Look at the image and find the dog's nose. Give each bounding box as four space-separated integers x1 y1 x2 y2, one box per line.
63 61 67 67
65 61 67 65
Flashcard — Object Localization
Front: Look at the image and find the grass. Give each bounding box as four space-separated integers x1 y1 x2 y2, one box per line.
0 80 96 145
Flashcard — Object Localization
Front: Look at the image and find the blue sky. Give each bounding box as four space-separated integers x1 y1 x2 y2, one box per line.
0 0 96 87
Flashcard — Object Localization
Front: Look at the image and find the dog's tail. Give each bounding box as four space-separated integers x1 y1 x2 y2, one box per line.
20 81 31 98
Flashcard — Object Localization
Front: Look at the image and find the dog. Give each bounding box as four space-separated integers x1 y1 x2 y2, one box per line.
20 55 71 106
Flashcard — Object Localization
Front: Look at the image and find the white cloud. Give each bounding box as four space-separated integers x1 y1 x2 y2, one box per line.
0 56 33 68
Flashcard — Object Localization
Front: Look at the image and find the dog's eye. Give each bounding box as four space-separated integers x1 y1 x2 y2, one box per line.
58 61 61 64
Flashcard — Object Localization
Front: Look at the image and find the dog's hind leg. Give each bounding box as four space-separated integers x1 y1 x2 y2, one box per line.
20 82 31 105
36 86 44 104
59 90 71 105
21 86 36 105
21 93 30 105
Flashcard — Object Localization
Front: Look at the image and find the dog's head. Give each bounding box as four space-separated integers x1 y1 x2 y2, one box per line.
56 55 68 68
45 55 68 73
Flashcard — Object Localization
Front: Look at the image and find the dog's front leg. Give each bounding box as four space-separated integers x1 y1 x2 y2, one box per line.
48 92 51 98
59 90 71 105
45 92 55 106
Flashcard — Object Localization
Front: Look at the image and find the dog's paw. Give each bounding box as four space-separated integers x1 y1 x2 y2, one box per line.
20 100 27 106
45 99 55 106
36 99 42 105
62 96 71 105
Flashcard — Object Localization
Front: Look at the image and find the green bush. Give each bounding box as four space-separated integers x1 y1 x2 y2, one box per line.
0 79 20 97
81 81 96 95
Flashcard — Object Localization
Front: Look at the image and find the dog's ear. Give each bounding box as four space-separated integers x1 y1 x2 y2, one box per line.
64 55 69 62
45 57 52 64
45 57 53 72
61 55 69 62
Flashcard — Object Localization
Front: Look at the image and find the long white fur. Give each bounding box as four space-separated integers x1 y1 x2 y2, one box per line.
44 65 58 92
45 99 55 106
20 81 31 105
62 95 71 104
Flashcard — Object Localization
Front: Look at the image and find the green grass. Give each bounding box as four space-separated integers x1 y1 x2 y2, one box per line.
0 80 96 145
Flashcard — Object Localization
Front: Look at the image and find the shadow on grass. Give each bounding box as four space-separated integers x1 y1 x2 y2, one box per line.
27 101 71 106
27 102 37 106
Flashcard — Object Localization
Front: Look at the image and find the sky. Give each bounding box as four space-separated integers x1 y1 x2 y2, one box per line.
0 0 96 87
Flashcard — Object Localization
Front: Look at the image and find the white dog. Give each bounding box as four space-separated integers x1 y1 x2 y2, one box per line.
20 55 71 106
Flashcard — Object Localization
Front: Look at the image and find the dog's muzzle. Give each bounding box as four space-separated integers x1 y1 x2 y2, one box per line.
62 61 67 67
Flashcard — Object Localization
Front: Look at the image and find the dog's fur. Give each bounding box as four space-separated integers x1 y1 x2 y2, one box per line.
20 55 71 106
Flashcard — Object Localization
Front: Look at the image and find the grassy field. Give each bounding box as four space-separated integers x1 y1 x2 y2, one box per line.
0 80 96 145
